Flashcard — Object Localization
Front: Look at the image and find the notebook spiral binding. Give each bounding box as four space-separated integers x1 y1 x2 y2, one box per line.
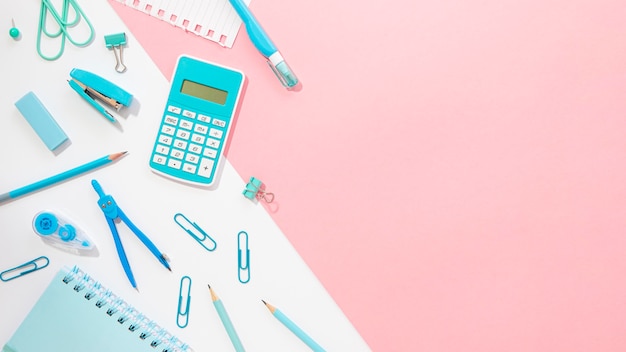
62 266 193 352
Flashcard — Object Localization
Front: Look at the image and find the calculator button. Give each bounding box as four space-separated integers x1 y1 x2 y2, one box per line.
182 163 197 174
198 114 210 123
161 125 175 135
209 128 223 139
182 110 196 119
158 135 173 145
152 155 166 165
185 154 199 164
174 139 188 150
179 120 193 130
212 119 226 127
155 145 170 155
191 134 205 144
189 143 203 154
164 116 179 125
194 124 208 134
203 148 217 159
176 130 190 140
170 149 185 159
167 105 182 114
206 138 220 149
198 158 215 178
168 159 182 169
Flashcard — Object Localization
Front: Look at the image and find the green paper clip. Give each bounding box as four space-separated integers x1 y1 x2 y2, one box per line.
104 32 127 73
0 256 49 282
243 176 274 203
173 213 217 251
237 231 250 284
177 275 192 328
37 0 95 61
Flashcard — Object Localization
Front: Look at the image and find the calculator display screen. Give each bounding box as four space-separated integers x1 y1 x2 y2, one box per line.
180 80 227 105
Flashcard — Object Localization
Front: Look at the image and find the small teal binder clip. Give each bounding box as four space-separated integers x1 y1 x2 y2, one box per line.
237 231 250 284
176 275 192 328
173 213 217 251
104 32 128 73
243 177 274 203
0 256 49 282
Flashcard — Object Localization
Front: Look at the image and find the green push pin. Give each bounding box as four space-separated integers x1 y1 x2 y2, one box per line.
9 19 20 40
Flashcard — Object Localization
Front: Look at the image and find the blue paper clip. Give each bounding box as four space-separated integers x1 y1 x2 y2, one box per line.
173 213 217 251
237 231 250 284
0 256 50 282
177 275 192 328
243 177 274 203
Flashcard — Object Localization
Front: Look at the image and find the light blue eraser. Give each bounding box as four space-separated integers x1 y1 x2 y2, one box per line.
15 92 68 151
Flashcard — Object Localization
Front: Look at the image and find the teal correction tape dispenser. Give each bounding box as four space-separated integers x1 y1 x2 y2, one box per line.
32 210 99 257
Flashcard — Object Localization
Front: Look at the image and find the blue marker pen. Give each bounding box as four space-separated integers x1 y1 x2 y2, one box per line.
228 0 299 89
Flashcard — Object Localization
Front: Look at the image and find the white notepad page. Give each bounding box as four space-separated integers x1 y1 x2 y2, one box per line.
115 0 251 48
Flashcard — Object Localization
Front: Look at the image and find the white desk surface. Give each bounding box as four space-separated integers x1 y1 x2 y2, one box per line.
0 1 369 351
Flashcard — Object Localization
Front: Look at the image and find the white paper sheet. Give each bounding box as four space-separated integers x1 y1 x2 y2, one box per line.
114 0 250 48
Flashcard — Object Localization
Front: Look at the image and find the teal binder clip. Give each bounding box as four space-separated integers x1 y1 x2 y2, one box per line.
173 213 217 251
104 32 128 73
243 176 274 203
237 231 250 284
0 256 49 282
176 275 192 328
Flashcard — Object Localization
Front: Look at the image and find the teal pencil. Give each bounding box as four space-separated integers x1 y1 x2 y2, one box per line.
0 151 127 204
262 300 326 352
209 285 246 352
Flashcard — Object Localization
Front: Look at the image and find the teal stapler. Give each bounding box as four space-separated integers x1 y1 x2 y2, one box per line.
68 69 133 122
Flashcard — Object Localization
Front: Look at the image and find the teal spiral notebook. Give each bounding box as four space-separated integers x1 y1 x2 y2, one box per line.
2 266 193 352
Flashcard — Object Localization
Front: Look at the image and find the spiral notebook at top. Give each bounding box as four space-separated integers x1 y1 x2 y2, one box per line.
114 0 251 48
2 266 192 352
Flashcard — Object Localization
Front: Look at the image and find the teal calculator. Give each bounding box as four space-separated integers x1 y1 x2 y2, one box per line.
149 56 245 187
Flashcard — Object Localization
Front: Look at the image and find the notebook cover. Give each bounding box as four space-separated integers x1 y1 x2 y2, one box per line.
2 267 191 352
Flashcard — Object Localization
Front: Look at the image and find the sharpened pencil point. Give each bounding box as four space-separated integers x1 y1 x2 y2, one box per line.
160 254 172 272
208 284 218 301
262 300 276 313
110 151 128 161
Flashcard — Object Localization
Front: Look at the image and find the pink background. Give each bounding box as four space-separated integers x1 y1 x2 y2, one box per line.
110 1 626 350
